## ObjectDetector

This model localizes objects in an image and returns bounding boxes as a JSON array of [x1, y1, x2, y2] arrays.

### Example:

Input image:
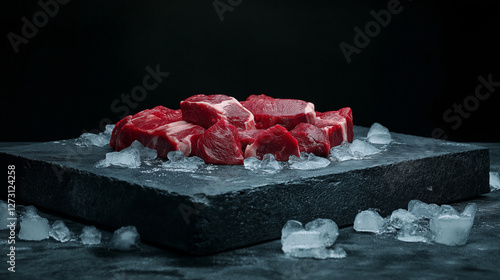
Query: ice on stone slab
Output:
[[396, 218, 431, 243], [408, 200, 440, 219], [349, 139, 380, 157], [18, 206, 50, 241], [244, 154, 283, 173], [0, 201, 10, 230], [367, 123, 392, 144], [329, 141, 357, 161], [353, 210, 385, 233], [289, 153, 330, 170], [95, 140, 156, 168], [80, 226, 102, 245], [75, 124, 115, 147], [49, 220, 72, 243], [162, 151, 205, 171], [490, 172, 500, 191], [110, 226, 140, 251], [281, 218, 344, 259], [429, 203, 477, 246], [389, 209, 418, 230]]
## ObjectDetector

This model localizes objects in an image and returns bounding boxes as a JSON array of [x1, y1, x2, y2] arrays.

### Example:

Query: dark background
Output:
[[1, 0, 499, 142]]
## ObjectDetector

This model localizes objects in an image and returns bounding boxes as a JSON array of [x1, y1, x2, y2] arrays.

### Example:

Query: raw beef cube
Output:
[[197, 120, 244, 165], [290, 123, 330, 157], [111, 106, 182, 151], [241, 94, 316, 130], [143, 121, 205, 158], [238, 129, 265, 152], [315, 107, 353, 147], [180, 94, 255, 130], [244, 125, 300, 161]]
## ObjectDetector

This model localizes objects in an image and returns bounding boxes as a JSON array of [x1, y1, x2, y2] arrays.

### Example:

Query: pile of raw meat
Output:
[[110, 94, 353, 165]]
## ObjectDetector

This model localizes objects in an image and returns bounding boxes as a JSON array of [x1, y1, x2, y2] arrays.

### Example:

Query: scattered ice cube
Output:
[[80, 226, 102, 245], [281, 218, 344, 259], [289, 153, 330, 170], [18, 207, 50, 241], [490, 172, 500, 191], [0, 201, 10, 230], [110, 226, 140, 251], [429, 203, 477, 246], [367, 123, 392, 144], [162, 151, 205, 171], [49, 220, 72, 243], [244, 154, 283, 173], [75, 125, 115, 147], [408, 200, 440, 219], [389, 209, 418, 230], [353, 210, 385, 233], [95, 141, 156, 168]]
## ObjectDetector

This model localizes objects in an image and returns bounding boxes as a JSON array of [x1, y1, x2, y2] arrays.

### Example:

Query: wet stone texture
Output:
[[0, 126, 490, 254]]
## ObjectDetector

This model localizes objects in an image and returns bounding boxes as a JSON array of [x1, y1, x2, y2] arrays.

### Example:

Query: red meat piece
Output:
[[180, 94, 255, 130], [110, 107, 204, 158], [238, 129, 265, 152], [197, 120, 244, 165], [315, 107, 354, 147], [241, 94, 316, 130], [290, 123, 330, 157], [244, 125, 300, 161]]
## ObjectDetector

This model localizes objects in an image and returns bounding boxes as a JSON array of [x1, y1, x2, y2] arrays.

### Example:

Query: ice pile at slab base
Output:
[[76, 124, 115, 147], [95, 140, 157, 168], [18, 206, 50, 241], [330, 140, 380, 162], [110, 226, 141, 251], [49, 220, 72, 242], [244, 154, 283, 173], [0, 201, 10, 230], [288, 152, 330, 170], [281, 218, 346, 259], [80, 226, 102, 245], [162, 151, 205, 171], [354, 200, 477, 246], [367, 122, 392, 145], [490, 172, 500, 191]]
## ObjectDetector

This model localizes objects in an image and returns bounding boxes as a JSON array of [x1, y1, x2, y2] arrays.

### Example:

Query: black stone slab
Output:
[[0, 127, 490, 254]]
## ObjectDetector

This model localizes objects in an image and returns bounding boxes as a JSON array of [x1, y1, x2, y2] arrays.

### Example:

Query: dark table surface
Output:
[[1, 142, 500, 280]]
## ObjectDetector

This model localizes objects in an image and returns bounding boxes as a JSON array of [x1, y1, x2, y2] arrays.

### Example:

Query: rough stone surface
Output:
[[0, 127, 490, 254]]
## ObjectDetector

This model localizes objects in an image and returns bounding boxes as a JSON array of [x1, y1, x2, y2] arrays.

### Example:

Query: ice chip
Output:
[[80, 226, 102, 245], [389, 209, 418, 230], [367, 123, 390, 138], [430, 204, 476, 246], [460, 203, 477, 219], [490, 172, 500, 191], [289, 153, 330, 170], [244, 154, 283, 173], [281, 218, 342, 259], [163, 151, 204, 171], [129, 141, 157, 160], [397, 219, 431, 243], [49, 220, 72, 243], [110, 226, 140, 251], [304, 218, 339, 247], [367, 133, 392, 145], [0, 201, 10, 230], [103, 124, 115, 137], [18, 209, 50, 241], [353, 210, 385, 233], [330, 141, 357, 161], [408, 200, 440, 219], [438, 204, 460, 217], [95, 148, 141, 168], [349, 140, 380, 157], [75, 125, 115, 147]]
